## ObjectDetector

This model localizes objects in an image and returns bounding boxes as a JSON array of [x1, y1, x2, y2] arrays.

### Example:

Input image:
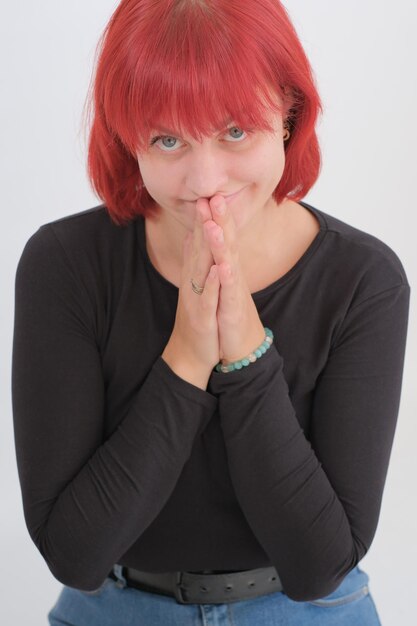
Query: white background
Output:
[[1, 1, 416, 624]]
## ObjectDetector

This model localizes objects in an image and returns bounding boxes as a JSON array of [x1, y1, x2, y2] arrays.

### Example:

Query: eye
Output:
[[224, 126, 248, 142], [149, 135, 182, 152], [149, 126, 249, 153]]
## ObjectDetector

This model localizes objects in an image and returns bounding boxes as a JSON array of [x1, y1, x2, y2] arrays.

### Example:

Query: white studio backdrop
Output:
[[1, 1, 416, 624]]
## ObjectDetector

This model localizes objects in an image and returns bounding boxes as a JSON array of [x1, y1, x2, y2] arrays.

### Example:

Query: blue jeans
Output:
[[48, 564, 382, 625]]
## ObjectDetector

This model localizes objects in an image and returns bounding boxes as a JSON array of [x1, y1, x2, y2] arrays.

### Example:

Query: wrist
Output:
[[162, 343, 211, 391], [215, 327, 274, 373], [220, 324, 266, 365]]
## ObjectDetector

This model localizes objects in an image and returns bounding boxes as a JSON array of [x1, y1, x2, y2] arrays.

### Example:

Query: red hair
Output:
[[83, 0, 323, 226]]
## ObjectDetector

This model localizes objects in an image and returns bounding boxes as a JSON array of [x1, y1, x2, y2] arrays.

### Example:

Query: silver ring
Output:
[[190, 278, 204, 295]]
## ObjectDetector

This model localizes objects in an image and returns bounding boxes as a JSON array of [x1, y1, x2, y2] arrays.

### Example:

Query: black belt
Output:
[[109, 564, 283, 604]]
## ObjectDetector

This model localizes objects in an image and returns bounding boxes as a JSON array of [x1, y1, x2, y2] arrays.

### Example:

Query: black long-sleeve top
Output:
[[11, 200, 410, 602]]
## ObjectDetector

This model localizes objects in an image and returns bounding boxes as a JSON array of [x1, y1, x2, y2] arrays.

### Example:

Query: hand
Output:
[[162, 198, 221, 375], [198, 195, 266, 364]]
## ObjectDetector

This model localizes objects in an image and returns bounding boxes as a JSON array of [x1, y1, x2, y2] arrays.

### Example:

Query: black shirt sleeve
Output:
[[11, 225, 218, 591], [208, 283, 410, 601]]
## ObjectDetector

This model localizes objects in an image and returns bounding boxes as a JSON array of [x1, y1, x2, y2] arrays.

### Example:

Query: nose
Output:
[[185, 143, 230, 200]]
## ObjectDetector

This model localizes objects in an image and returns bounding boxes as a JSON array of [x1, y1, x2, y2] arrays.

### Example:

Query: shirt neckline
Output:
[[137, 200, 328, 299]]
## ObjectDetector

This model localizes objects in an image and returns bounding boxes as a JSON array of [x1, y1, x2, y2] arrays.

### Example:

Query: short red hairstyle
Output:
[[83, 0, 323, 226]]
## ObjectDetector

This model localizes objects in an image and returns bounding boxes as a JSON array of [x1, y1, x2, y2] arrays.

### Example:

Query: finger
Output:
[[203, 194, 238, 270], [180, 232, 193, 289], [196, 197, 213, 223], [217, 260, 234, 285], [202, 220, 233, 271], [216, 259, 243, 315], [184, 198, 214, 288], [179, 223, 206, 294], [209, 194, 238, 255], [200, 263, 220, 313], [189, 198, 215, 283]]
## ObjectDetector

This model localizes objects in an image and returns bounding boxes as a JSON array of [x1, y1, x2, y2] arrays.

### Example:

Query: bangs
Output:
[[99, 1, 287, 156]]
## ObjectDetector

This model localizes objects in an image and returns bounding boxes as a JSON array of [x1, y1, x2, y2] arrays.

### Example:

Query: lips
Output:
[[183, 187, 246, 203], [224, 187, 245, 203]]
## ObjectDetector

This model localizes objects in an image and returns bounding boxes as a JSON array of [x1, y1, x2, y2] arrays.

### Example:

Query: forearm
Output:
[[15, 356, 217, 591], [209, 282, 409, 602], [208, 344, 378, 602]]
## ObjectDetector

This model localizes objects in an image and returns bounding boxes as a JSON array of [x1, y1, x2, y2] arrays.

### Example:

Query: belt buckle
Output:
[[174, 572, 187, 604], [174, 571, 191, 604]]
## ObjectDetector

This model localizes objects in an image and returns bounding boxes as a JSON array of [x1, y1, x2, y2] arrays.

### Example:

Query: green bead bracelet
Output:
[[214, 327, 274, 373]]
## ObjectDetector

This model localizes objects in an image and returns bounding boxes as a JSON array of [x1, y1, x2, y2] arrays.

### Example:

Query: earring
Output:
[[283, 123, 291, 141]]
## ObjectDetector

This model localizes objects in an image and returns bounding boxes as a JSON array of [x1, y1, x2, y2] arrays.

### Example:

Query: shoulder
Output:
[[15, 206, 143, 326], [36, 203, 133, 250], [18, 204, 138, 274], [301, 201, 410, 306], [15, 205, 142, 343]]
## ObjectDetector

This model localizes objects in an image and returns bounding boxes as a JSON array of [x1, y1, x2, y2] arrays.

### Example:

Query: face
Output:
[[136, 107, 287, 233]]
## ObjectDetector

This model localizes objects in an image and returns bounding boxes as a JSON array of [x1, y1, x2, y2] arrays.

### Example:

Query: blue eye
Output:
[[149, 135, 179, 151], [149, 126, 248, 152], [225, 127, 247, 141]]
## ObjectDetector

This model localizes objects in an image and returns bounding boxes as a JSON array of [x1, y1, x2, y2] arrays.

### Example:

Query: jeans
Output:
[[48, 564, 382, 625]]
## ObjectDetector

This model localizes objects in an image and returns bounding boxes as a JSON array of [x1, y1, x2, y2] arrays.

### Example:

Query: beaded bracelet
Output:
[[214, 327, 274, 373]]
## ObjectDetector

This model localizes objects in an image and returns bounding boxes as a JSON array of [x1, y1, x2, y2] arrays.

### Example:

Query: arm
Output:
[[11, 225, 217, 591], [208, 283, 410, 601]]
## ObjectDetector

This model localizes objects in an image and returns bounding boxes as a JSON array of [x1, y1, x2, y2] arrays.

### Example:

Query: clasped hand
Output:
[[197, 195, 265, 364]]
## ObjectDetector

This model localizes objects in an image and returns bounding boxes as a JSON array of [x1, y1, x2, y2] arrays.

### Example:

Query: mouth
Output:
[[224, 187, 246, 203], [183, 187, 246, 204]]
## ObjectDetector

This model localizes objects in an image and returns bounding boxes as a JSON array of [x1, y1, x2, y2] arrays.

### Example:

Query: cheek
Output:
[[249, 143, 286, 189], [270, 151, 286, 184], [138, 162, 170, 199], [138, 157, 162, 181]]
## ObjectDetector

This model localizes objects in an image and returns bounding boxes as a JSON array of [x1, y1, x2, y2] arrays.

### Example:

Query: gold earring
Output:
[[283, 124, 291, 141]]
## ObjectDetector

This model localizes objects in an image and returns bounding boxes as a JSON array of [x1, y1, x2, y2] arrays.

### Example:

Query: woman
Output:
[[12, 1, 410, 624]]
